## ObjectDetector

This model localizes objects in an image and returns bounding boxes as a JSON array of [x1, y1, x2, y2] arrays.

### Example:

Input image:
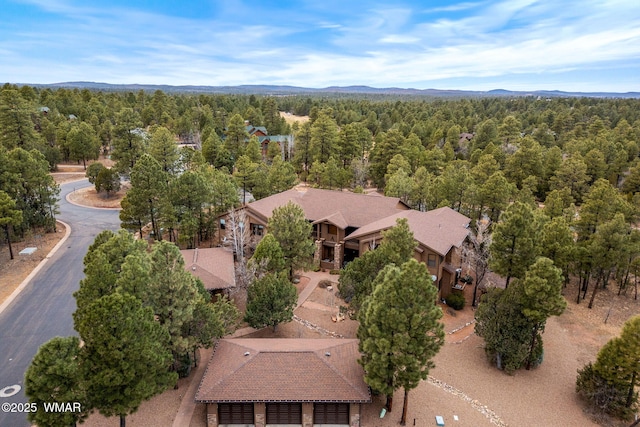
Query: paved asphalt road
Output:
[[0, 179, 121, 427]]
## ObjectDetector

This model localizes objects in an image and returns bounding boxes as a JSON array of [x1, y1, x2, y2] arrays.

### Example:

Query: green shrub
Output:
[[329, 269, 340, 275], [446, 291, 466, 310]]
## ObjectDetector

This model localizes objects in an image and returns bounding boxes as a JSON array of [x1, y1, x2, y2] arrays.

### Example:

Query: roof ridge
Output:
[[197, 341, 258, 396], [315, 342, 371, 401]]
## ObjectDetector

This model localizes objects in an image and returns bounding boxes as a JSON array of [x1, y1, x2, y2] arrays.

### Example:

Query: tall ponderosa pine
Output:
[[147, 241, 202, 371], [0, 190, 22, 259], [149, 126, 180, 175], [77, 293, 177, 427], [67, 121, 100, 169], [338, 218, 416, 312], [267, 201, 314, 280], [112, 107, 145, 174], [0, 89, 40, 150], [476, 257, 565, 372], [119, 153, 169, 240], [25, 336, 87, 427], [358, 259, 444, 424], [489, 201, 540, 288], [577, 316, 640, 419], [517, 257, 566, 369]]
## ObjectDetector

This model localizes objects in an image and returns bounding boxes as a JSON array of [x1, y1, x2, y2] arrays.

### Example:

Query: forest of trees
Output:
[[3, 83, 640, 423]]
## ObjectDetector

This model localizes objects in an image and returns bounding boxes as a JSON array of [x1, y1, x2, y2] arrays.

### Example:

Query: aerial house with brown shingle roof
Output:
[[241, 187, 410, 271], [196, 338, 371, 427], [180, 247, 236, 294], [343, 207, 470, 299]]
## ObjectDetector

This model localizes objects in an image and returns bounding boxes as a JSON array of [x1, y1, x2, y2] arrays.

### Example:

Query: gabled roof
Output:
[[312, 211, 348, 230], [195, 339, 371, 403], [245, 188, 409, 229], [344, 207, 470, 256], [246, 125, 268, 136], [180, 247, 235, 290]]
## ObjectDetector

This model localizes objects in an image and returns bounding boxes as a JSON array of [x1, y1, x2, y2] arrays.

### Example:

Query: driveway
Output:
[[0, 179, 121, 427]]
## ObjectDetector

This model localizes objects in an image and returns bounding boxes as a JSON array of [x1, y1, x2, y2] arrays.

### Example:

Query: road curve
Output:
[[0, 179, 121, 427]]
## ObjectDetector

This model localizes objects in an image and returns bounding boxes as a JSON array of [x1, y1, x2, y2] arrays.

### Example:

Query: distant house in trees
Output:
[[245, 121, 293, 159], [195, 338, 370, 427], [180, 247, 235, 293], [234, 188, 470, 297], [458, 132, 474, 146]]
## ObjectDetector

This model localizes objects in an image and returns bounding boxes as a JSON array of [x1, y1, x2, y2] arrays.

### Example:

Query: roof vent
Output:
[[325, 352, 331, 357], [244, 351, 250, 356]]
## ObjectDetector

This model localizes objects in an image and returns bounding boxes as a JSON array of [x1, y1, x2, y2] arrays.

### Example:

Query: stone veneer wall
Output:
[[302, 402, 313, 427], [333, 243, 342, 270], [206, 403, 218, 427], [314, 239, 324, 266], [254, 402, 265, 427], [350, 403, 361, 427]]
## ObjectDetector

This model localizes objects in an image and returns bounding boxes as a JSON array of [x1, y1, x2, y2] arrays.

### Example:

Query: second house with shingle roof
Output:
[[236, 187, 470, 299]]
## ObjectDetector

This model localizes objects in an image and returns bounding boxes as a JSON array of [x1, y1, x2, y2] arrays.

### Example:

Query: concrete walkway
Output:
[[172, 270, 335, 426]]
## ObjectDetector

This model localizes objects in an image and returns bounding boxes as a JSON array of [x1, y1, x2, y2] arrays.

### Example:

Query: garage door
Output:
[[218, 402, 254, 425], [266, 402, 302, 424], [313, 403, 349, 425]]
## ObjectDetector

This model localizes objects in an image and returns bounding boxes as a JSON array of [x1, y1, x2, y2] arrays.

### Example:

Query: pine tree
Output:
[[149, 126, 180, 175], [77, 293, 177, 427], [112, 107, 145, 174], [338, 218, 416, 312], [0, 190, 22, 259], [147, 241, 202, 372], [358, 259, 444, 423], [250, 232, 286, 276], [0, 89, 41, 150], [67, 122, 99, 170], [489, 201, 540, 288], [267, 201, 314, 280], [475, 286, 534, 372], [577, 316, 640, 419], [120, 153, 169, 239], [244, 272, 298, 331], [25, 336, 87, 427], [517, 257, 566, 369]]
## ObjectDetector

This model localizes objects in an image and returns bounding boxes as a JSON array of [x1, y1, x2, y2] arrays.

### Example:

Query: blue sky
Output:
[[1, 0, 639, 92]]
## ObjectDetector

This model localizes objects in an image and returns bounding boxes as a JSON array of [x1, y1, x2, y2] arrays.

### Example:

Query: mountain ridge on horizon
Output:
[[16, 81, 640, 98]]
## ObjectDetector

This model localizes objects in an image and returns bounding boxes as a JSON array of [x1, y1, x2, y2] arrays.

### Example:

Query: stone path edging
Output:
[[427, 376, 508, 426]]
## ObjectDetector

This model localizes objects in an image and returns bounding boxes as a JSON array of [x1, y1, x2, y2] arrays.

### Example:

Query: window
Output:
[[427, 254, 437, 268], [219, 219, 226, 230], [327, 224, 338, 235], [251, 223, 264, 236]]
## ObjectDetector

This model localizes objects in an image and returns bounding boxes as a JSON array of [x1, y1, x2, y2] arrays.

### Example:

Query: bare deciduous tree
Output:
[[462, 219, 492, 307]]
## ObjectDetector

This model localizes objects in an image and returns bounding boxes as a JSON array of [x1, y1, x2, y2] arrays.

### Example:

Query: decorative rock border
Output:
[[427, 376, 508, 426], [292, 315, 344, 338]]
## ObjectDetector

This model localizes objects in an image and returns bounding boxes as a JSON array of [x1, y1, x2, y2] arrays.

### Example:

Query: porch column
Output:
[[314, 238, 324, 267], [334, 242, 343, 270]]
